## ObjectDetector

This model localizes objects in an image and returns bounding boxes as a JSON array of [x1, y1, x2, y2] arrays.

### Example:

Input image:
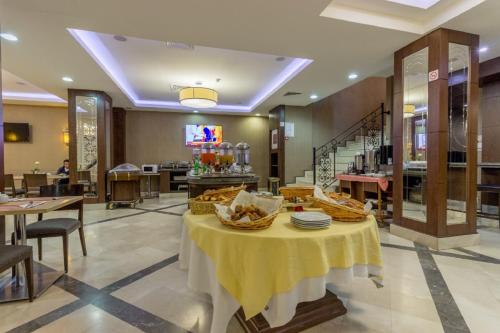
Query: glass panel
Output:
[[402, 47, 428, 223], [447, 43, 469, 225], [76, 96, 98, 197]]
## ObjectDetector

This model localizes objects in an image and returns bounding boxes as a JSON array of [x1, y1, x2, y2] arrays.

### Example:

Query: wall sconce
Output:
[[63, 128, 70, 146]]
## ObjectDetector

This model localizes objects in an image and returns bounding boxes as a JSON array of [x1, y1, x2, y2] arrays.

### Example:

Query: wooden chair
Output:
[[4, 174, 26, 197], [0, 245, 34, 301], [23, 174, 48, 197], [13, 184, 87, 273]]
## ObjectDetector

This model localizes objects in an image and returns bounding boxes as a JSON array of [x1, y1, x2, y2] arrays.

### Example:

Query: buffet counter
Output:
[[187, 173, 259, 198]]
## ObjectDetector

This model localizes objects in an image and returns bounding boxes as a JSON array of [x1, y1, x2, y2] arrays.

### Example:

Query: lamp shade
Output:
[[179, 87, 218, 108], [63, 129, 70, 145], [403, 104, 416, 118]]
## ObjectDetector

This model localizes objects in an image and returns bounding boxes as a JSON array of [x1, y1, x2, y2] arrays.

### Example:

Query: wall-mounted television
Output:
[[185, 124, 223, 147], [4, 122, 31, 143]]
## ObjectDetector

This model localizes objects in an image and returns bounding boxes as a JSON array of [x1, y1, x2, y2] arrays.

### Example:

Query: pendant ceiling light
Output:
[[179, 87, 218, 108], [403, 104, 416, 118]]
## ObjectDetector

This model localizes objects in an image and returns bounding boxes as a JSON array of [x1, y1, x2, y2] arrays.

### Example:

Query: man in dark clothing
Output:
[[56, 159, 70, 184]]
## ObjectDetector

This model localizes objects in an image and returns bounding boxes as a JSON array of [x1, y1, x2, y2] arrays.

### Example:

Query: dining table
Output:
[[179, 211, 383, 333], [0, 196, 83, 303]]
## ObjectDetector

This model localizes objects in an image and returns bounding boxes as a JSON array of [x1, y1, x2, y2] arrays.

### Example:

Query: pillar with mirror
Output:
[[391, 28, 479, 249], [68, 89, 112, 203]]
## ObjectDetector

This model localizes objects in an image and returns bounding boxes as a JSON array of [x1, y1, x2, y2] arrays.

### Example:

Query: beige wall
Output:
[[284, 106, 312, 184], [126, 110, 269, 187], [3, 104, 68, 175]]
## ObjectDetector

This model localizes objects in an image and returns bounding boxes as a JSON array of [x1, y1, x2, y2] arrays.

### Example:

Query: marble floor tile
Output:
[[0, 286, 78, 332], [32, 304, 143, 333]]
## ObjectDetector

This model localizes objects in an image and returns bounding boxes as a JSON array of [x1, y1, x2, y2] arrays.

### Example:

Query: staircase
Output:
[[291, 103, 388, 189], [293, 134, 378, 186]]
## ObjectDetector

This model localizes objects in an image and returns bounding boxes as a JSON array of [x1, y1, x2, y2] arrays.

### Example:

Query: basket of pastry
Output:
[[214, 191, 283, 230], [203, 184, 247, 201], [189, 193, 231, 215], [279, 186, 314, 201], [311, 186, 369, 222]]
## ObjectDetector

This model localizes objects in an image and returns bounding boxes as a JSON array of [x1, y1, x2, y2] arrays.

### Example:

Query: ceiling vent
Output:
[[284, 91, 302, 96], [165, 41, 195, 51]]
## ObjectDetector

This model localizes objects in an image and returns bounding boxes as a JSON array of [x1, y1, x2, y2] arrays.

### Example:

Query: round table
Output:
[[179, 211, 383, 333]]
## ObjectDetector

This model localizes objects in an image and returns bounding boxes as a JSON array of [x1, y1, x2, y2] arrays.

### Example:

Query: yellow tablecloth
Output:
[[183, 212, 383, 319]]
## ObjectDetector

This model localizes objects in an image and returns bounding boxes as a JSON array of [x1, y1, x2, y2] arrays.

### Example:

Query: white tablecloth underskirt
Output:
[[179, 225, 382, 333]]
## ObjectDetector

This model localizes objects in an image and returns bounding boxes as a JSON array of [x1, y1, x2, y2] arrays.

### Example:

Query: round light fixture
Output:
[[113, 35, 127, 42], [479, 46, 489, 53], [403, 104, 416, 118], [348, 73, 359, 80], [179, 87, 218, 108], [62, 76, 74, 82], [310, 94, 318, 100], [275, 56, 286, 62], [193, 110, 199, 113], [0, 33, 18, 41]]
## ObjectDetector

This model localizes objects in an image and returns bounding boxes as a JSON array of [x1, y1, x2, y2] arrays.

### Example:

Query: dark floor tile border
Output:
[[6, 299, 87, 333], [101, 254, 179, 294], [85, 211, 149, 226], [454, 248, 500, 264], [415, 243, 471, 333], [6, 256, 185, 333]]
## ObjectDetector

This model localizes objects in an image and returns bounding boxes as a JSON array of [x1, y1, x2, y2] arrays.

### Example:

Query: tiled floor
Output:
[[1, 194, 500, 333]]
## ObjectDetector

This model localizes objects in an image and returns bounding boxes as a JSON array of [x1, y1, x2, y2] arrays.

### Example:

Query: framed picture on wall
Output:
[[271, 129, 278, 150]]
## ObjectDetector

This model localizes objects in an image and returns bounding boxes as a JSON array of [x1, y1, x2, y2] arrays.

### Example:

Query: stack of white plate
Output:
[[291, 212, 332, 229]]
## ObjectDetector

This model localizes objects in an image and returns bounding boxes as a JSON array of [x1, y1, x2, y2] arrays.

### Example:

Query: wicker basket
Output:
[[215, 210, 280, 230], [203, 185, 247, 201], [312, 197, 368, 222], [189, 198, 230, 215], [327, 192, 365, 210], [279, 186, 314, 200]]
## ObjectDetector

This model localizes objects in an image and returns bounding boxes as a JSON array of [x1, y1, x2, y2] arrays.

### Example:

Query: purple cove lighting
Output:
[[67, 28, 313, 113], [2, 91, 66, 103]]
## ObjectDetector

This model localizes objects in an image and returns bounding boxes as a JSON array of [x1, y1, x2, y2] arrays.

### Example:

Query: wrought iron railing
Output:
[[313, 103, 388, 188]]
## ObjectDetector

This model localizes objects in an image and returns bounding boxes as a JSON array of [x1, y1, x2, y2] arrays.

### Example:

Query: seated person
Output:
[[56, 159, 70, 184]]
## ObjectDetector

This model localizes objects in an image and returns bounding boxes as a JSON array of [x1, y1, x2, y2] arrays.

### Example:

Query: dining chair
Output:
[[4, 174, 26, 197], [23, 174, 48, 197], [0, 244, 34, 301], [13, 184, 87, 273], [77, 170, 93, 193]]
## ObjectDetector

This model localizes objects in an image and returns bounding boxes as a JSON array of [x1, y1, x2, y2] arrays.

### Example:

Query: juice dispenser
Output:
[[219, 142, 234, 166], [201, 142, 216, 166]]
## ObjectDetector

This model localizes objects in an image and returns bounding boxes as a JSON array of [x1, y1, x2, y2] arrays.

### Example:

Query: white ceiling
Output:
[[1, 69, 66, 105], [68, 28, 311, 112], [1, 0, 500, 115]]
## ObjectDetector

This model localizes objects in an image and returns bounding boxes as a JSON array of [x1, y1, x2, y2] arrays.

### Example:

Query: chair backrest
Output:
[[23, 174, 48, 188], [39, 184, 84, 197], [77, 170, 91, 182], [4, 174, 15, 189]]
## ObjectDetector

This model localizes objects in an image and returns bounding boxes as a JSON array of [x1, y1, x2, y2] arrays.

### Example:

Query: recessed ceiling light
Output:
[[195, 81, 203, 86], [0, 33, 18, 41], [275, 56, 286, 62], [193, 110, 199, 113], [348, 73, 359, 80], [310, 94, 318, 100], [62, 76, 74, 82], [16, 81, 26, 86], [479, 46, 489, 53], [113, 35, 127, 42], [256, 113, 261, 116]]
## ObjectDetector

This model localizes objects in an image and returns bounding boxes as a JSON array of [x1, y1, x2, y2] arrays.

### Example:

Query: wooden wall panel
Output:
[[0, 41, 4, 244], [112, 107, 126, 167]]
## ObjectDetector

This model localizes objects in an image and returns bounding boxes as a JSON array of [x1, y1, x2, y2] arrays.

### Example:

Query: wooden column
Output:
[[68, 89, 112, 203], [268, 105, 285, 185], [0, 40, 5, 244], [111, 107, 126, 167], [392, 28, 479, 245]]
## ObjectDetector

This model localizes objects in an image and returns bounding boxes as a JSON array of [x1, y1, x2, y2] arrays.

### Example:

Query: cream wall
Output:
[[3, 104, 68, 175], [126, 110, 269, 187], [284, 106, 312, 184]]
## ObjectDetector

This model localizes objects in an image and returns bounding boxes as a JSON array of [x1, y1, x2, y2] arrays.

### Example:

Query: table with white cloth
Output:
[[179, 211, 383, 333]]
